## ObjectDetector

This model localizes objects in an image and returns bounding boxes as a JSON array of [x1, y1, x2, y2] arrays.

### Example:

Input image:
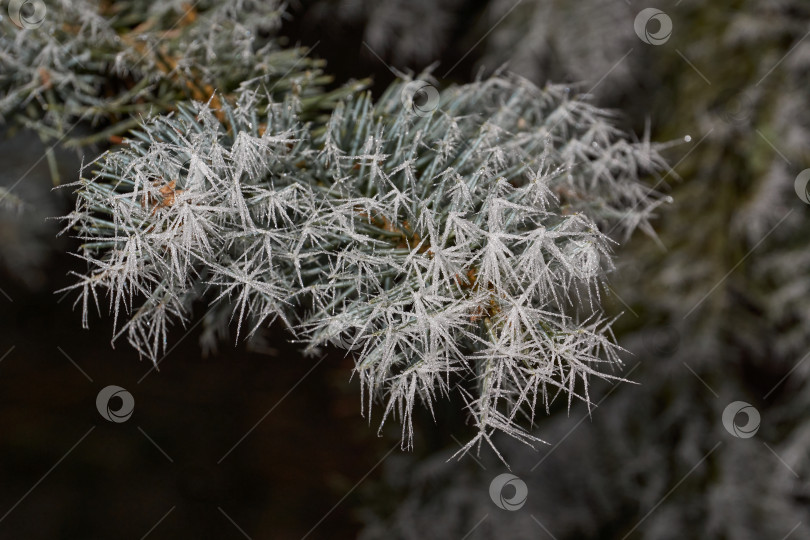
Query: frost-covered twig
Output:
[[62, 73, 666, 455]]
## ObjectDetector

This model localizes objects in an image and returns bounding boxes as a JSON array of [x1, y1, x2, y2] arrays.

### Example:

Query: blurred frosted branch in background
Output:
[[0, 0, 363, 148]]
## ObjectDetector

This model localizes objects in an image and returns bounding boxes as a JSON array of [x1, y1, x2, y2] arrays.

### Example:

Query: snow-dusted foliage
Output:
[[0, 0, 359, 288], [62, 74, 666, 452], [353, 0, 810, 537], [0, 0, 346, 146]]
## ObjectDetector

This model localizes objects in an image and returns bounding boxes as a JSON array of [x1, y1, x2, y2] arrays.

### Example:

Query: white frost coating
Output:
[[61, 75, 667, 458]]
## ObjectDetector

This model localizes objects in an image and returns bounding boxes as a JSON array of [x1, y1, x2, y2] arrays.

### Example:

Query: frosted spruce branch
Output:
[[61, 74, 667, 455], [0, 0, 361, 283]]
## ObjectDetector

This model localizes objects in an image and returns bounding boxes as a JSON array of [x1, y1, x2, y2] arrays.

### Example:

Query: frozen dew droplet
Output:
[[684, 135, 692, 143]]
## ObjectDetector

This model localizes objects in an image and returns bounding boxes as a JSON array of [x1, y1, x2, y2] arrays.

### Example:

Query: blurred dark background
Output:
[[2, 0, 810, 538]]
